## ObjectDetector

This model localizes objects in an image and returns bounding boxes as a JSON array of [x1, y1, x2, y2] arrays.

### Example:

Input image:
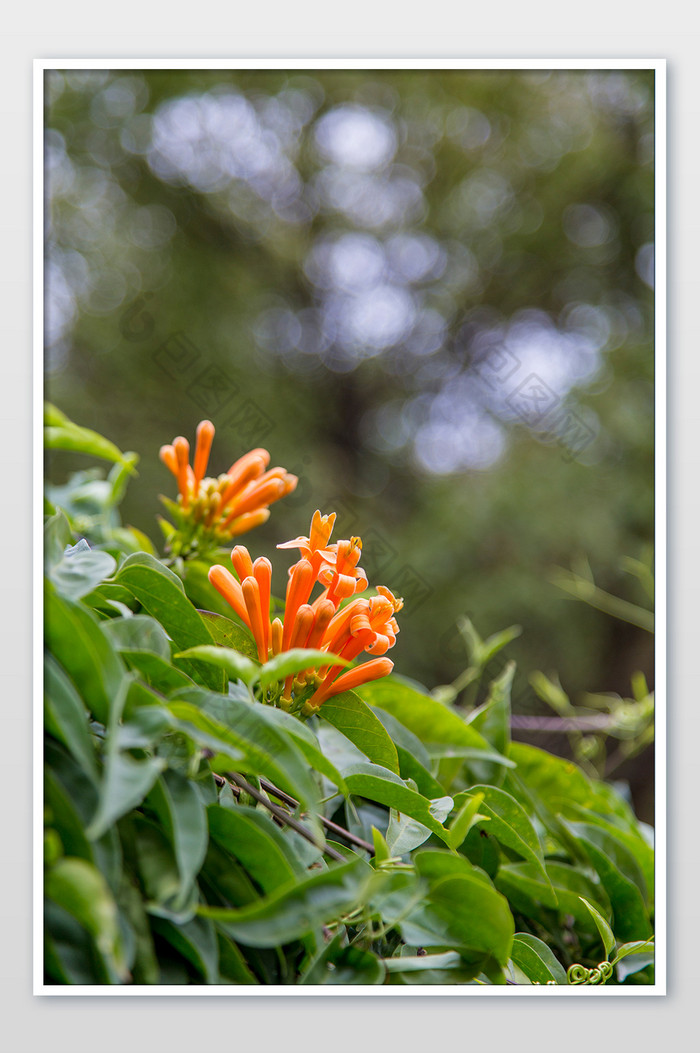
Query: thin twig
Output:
[[258, 777, 375, 855], [224, 771, 346, 863], [510, 715, 614, 732]]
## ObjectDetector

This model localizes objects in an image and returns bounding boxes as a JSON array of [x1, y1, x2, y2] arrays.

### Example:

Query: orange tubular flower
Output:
[[318, 537, 368, 606], [309, 657, 394, 709], [159, 421, 297, 552], [208, 510, 402, 712]]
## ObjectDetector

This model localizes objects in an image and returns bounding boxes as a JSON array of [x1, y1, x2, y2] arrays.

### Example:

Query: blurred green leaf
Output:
[[45, 857, 127, 983], [45, 585, 126, 725], [200, 856, 377, 947]]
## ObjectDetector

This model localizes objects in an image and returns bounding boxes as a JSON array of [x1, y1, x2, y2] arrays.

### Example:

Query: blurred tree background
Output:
[[44, 67, 655, 811]]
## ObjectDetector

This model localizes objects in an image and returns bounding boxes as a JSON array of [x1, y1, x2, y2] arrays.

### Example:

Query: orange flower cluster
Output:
[[159, 420, 297, 545], [208, 510, 403, 711]]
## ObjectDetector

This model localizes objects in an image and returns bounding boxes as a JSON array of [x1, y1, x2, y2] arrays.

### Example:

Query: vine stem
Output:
[[222, 771, 346, 863], [258, 777, 375, 855]]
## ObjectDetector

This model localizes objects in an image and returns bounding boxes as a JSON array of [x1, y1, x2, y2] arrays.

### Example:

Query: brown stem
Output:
[[258, 777, 374, 854], [224, 771, 346, 863]]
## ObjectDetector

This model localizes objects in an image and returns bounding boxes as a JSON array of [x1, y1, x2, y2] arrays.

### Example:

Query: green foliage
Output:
[[43, 416, 655, 987]]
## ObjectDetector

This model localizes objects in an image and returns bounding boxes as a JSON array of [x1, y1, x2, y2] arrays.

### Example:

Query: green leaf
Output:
[[198, 610, 258, 659], [175, 644, 260, 687], [216, 932, 259, 984], [121, 651, 196, 694], [44, 654, 99, 780], [510, 933, 568, 985], [150, 914, 219, 984], [342, 763, 452, 844], [45, 420, 134, 466], [579, 896, 616, 960], [458, 785, 551, 890], [413, 849, 515, 967], [45, 857, 127, 982], [48, 542, 117, 601], [468, 661, 513, 756], [44, 509, 72, 568], [101, 615, 172, 661], [320, 691, 400, 775], [304, 940, 385, 985], [371, 825, 391, 864], [168, 689, 319, 811], [207, 805, 301, 893], [199, 856, 377, 947], [145, 770, 209, 906], [562, 801, 655, 902], [612, 936, 655, 966], [385, 950, 482, 985], [114, 553, 224, 692], [45, 586, 126, 725], [495, 861, 608, 920], [508, 742, 598, 809], [386, 795, 454, 856], [565, 822, 652, 942], [446, 792, 486, 850], [87, 750, 166, 841], [362, 675, 508, 762], [249, 705, 348, 793], [258, 648, 353, 693], [370, 711, 431, 770]]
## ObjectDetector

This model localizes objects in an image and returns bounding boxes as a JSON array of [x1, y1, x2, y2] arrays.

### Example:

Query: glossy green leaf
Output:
[[386, 795, 454, 856], [320, 690, 400, 774], [612, 936, 655, 966], [310, 943, 385, 985], [562, 801, 655, 902], [45, 586, 126, 725], [259, 649, 352, 693], [510, 933, 568, 985], [342, 763, 452, 843], [249, 705, 348, 793], [579, 896, 616, 960], [207, 804, 301, 893], [565, 822, 652, 942], [508, 742, 598, 809], [45, 414, 134, 467], [121, 651, 196, 693], [198, 609, 259, 659], [446, 791, 486, 850], [175, 644, 259, 687], [87, 750, 166, 841], [385, 950, 482, 985], [413, 849, 515, 967], [114, 553, 223, 692], [459, 784, 550, 888], [168, 689, 319, 810]]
